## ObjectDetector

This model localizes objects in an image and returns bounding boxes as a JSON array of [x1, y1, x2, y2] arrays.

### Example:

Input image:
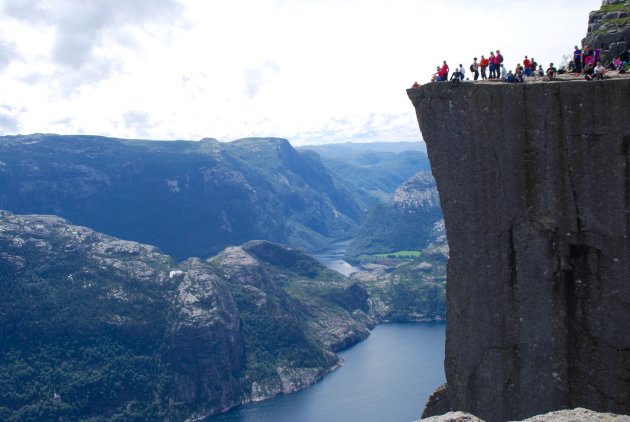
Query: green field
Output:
[[358, 250, 421, 261]]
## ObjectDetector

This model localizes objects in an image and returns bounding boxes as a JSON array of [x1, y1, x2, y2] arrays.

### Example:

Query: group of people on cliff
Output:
[[414, 44, 629, 88], [571, 44, 629, 80], [427, 50, 551, 85], [429, 51, 507, 83]]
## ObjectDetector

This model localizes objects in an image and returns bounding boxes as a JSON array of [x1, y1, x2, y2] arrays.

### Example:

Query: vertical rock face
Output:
[[408, 79, 630, 421]]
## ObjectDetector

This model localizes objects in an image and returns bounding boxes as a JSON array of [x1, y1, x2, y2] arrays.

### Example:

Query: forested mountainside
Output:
[[345, 171, 443, 258], [0, 210, 380, 421], [0, 134, 361, 260]]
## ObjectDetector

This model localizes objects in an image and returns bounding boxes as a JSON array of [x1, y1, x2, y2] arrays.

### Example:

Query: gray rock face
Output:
[[408, 80, 630, 421], [582, 0, 630, 57], [423, 408, 630, 422]]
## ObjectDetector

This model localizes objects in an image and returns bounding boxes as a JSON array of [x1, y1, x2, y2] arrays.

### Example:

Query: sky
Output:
[[0, 0, 602, 146]]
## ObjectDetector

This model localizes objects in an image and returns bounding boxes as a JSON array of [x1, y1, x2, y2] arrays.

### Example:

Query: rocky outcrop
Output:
[[422, 408, 630, 422], [582, 0, 630, 58], [408, 79, 630, 421]]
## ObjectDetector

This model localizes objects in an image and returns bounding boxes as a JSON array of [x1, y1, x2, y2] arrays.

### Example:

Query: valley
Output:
[[0, 136, 446, 421]]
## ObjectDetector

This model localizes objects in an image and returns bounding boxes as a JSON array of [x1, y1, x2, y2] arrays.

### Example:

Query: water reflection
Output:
[[312, 239, 361, 276]]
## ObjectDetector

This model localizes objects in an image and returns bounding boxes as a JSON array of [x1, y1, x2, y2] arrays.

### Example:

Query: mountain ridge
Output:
[[0, 134, 362, 260]]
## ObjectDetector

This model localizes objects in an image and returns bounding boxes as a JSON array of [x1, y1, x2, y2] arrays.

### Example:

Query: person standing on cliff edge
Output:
[[573, 45, 582, 74], [471, 58, 479, 81], [441, 61, 450, 82], [479, 55, 489, 80]]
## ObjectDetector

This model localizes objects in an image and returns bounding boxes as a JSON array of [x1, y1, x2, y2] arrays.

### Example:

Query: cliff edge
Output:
[[408, 79, 630, 421]]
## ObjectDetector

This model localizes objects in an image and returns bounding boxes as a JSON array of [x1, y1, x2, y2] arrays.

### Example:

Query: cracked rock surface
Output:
[[408, 79, 630, 421]]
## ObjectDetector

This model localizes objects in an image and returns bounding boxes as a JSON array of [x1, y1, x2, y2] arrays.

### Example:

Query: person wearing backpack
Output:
[[470, 58, 479, 81]]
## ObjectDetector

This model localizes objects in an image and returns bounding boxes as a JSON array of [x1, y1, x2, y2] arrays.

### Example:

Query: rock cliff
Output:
[[583, 0, 630, 58], [408, 79, 630, 421]]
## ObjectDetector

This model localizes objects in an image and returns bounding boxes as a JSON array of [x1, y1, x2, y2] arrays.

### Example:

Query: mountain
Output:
[[0, 210, 379, 421], [299, 141, 430, 205], [0, 134, 362, 260], [344, 171, 443, 259]]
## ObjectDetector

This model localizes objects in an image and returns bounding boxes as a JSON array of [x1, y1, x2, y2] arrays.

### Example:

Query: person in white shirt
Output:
[[594, 61, 607, 79], [500, 64, 507, 80], [470, 58, 479, 80], [458, 64, 466, 80]]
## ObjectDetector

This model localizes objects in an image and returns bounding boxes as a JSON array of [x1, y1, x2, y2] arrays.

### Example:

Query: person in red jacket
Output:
[[523, 55, 531, 76], [479, 55, 489, 80], [488, 51, 496, 78], [495, 50, 504, 77], [441, 61, 450, 82]]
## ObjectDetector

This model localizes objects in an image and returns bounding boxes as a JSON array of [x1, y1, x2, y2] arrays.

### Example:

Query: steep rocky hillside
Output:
[[0, 210, 378, 421], [352, 231, 447, 322], [0, 135, 361, 260], [345, 171, 443, 258], [583, 0, 630, 57]]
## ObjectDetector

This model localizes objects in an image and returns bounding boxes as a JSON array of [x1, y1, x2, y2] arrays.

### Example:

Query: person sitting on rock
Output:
[[431, 67, 443, 82], [546, 63, 557, 80], [450, 67, 462, 85], [505, 70, 515, 83], [537, 65, 544, 77], [607, 57, 622, 70], [412, 81, 421, 88], [584, 62, 595, 80], [594, 61, 607, 80], [530, 57, 538, 75], [514, 64, 524, 82]]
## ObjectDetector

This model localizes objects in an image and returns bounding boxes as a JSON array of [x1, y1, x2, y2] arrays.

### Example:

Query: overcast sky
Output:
[[0, 0, 601, 145]]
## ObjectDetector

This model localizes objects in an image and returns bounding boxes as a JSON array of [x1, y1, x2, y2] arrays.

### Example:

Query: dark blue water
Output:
[[206, 322, 445, 422]]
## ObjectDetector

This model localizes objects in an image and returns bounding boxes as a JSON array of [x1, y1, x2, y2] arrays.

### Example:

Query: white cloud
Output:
[[0, 0, 603, 143]]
